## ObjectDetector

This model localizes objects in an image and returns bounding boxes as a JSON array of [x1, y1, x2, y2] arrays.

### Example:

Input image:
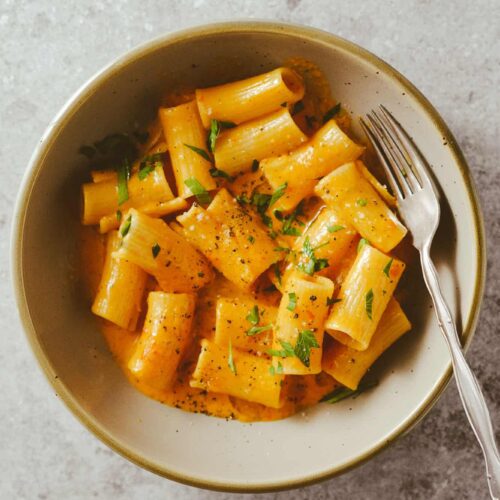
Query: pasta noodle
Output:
[[322, 298, 411, 389], [196, 67, 305, 127], [128, 292, 196, 390], [325, 244, 405, 350]]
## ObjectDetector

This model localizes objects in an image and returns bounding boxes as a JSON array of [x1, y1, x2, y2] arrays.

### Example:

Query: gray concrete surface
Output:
[[1, 1, 499, 499]]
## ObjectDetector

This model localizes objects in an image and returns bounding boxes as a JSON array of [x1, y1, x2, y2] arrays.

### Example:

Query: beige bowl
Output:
[[11, 22, 485, 492]]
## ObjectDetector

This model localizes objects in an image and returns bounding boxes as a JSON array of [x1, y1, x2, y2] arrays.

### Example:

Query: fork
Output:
[[360, 106, 500, 500]]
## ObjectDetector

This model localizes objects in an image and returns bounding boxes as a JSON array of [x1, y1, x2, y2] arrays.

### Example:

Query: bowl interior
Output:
[[14, 24, 483, 491]]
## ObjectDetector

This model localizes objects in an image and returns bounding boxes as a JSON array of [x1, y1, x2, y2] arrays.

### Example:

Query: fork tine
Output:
[[379, 105, 435, 193], [359, 118, 403, 200], [367, 114, 412, 198], [370, 111, 421, 193]]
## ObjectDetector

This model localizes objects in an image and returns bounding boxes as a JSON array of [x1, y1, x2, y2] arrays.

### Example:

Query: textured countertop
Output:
[[1, 1, 499, 499]]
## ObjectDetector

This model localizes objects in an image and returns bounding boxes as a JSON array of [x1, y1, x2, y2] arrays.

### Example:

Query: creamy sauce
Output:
[[79, 226, 338, 421]]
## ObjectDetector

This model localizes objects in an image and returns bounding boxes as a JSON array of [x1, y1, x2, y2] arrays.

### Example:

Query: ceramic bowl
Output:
[[11, 22, 485, 492]]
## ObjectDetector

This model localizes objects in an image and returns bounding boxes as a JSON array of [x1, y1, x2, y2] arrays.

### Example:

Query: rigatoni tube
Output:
[[114, 208, 214, 292], [128, 292, 196, 390], [92, 231, 147, 330], [325, 244, 405, 351], [195, 67, 305, 127]]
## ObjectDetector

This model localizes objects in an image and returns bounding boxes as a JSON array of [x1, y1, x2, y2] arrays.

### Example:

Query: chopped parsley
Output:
[[287, 292, 297, 311], [326, 297, 342, 306], [294, 329, 319, 367], [383, 258, 393, 277], [357, 238, 370, 252], [328, 225, 345, 233], [269, 182, 287, 207], [138, 153, 164, 180], [274, 246, 290, 253], [228, 339, 237, 375], [209, 167, 234, 182], [277, 200, 305, 236], [184, 178, 211, 204], [365, 289, 374, 320], [267, 340, 295, 358], [183, 143, 211, 162], [246, 305, 259, 326], [356, 198, 368, 207], [273, 263, 282, 286], [269, 361, 284, 375], [320, 379, 378, 404], [120, 215, 132, 237], [322, 103, 341, 124], [116, 210, 122, 222], [207, 119, 236, 153], [247, 235, 255, 244], [298, 236, 329, 275], [247, 324, 273, 336], [117, 158, 130, 205], [152, 243, 161, 258]]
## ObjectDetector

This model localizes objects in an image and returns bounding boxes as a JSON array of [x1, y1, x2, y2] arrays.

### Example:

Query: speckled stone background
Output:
[[1, 1, 499, 499]]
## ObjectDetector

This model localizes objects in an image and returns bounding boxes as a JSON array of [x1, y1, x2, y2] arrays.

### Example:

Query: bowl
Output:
[[11, 21, 485, 492]]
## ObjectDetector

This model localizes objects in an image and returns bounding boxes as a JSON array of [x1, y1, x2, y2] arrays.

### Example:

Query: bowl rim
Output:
[[11, 20, 486, 493]]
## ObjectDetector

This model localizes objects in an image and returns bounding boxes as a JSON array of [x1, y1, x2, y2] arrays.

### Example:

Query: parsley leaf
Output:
[[326, 297, 342, 306], [328, 225, 345, 233], [365, 289, 374, 320], [269, 361, 284, 375], [207, 119, 220, 153], [246, 305, 259, 325], [116, 210, 122, 222], [117, 158, 130, 205], [287, 292, 297, 311], [294, 329, 319, 367], [120, 215, 132, 237], [356, 198, 368, 207], [357, 238, 370, 252], [247, 324, 273, 336], [273, 263, 282, 286], [247, 235, 255, 244], [209, 167, 234, 182], [228, 339, 237, 375], [269, 182, 288, 207], [279, 201, 305, 236], [322, 103, 341, 124], [383, 258, 393, 277], [298, 236, 329, 275], [184, 178, 212, 204], [152, 243, 161, 258], [320, 379, 378, 404], [184, 143, 211, 162], [267, 341, 295, 358]]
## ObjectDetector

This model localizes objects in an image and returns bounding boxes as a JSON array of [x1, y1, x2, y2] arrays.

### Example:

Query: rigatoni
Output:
[[214, 108, 308, 175], [315, 161, 407, 252], [176, 189, 277, 289], [128, 292, 196, 390], [190, 339, 284, 408], [91, 231, 147, 330], [214, 297, 277, 355], [262, 120, 365, 211], [271, 273, 334, 375], [159, 100, 216, 199], [195, 67, 305, 127], [82, 163, 174, 228], [322, 298, 411, 389], [325, 244, 405, 350], [114, 209, 214, 292]]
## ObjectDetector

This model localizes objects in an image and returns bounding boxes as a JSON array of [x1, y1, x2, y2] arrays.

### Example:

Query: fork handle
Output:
[[421, 245, 500, 499]]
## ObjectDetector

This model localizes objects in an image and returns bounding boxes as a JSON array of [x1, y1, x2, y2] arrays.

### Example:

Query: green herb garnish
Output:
[[321, 379, 378, 404], [246, 305, 259, 325], [116, 210, 122, 222], [269, 182, 288, 207], [228, 339, 237, 375], [356, 198, 368, 207], [383, 258, 393, 277], [269, 361, 284, 375], [208, 119, 220, 153], [326, 297, 342, 306], [247, 324, 273, 336], [209, 167, 234, 182], [184, 143, 211, 162], [328, 225, 345, 233], [152, 243, 161, 258], [294, 329, 319, 367], [267, 340, 295, 358], [357, 238, 370, 252], [322, 103, 341, 124], [247, 235, 255, 244], [120, 215, 132, 237], [287, 292, 297, 311], [365, 289, 374, 320], [298, 236, 329, 276], [184, 178, 212, 204]]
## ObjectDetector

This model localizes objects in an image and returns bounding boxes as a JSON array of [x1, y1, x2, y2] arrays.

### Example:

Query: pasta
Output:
[[128, 292, 196, 390], [315, 161, 407, 252], [159, 100, 217, 199], [79, 61, 413, 422], [196, 67, 305, 127], [324, 244, 405, 350], [261, 120, 365, 211], [322, 299, 411, 389], [91, 231, 147, 330], [214, 108, 308, 175]]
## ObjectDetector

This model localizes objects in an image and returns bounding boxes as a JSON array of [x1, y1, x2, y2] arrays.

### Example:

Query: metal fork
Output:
[[360, 106, 500, 500]]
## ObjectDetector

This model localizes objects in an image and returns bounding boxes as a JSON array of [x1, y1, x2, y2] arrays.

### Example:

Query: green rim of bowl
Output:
[[11, 21, 486, 493]]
